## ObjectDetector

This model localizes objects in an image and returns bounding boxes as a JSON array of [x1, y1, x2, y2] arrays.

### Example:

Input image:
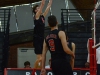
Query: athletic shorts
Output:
[[33, 36, 44, 54], [51, 59, 73, 75]]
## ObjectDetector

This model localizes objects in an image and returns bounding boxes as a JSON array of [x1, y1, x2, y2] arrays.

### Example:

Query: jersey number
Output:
[[48, 39, 55, 51]]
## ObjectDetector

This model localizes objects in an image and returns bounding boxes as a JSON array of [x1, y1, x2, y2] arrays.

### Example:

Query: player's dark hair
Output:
[[32, 5, 39, 14], [48, 15, 57, 27], [24, 61, 30, 66]]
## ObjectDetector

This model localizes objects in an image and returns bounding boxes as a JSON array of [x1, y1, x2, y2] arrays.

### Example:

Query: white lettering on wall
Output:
[[85, 72, 90, 75], [73, 72, 77, 75], [47, 72, 53, 75], [26, 72, 30, 75]]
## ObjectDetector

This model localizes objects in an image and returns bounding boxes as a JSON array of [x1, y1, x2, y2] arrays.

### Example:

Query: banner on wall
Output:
[[4, 68, 90, 75]]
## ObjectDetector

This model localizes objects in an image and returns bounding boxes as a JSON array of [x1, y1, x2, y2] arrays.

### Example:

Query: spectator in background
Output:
[[45, 59, 51, 68], [24, 61, 31, 68]]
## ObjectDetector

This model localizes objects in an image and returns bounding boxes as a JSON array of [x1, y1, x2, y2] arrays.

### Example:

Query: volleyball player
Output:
[[41, 15, 75, 75], [32, 0, 52, 68], [66, 36, 75, 69]]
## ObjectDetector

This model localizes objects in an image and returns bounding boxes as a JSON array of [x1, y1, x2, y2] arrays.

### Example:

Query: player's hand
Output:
[[85, 62, 89, 68], [41, 68, 46, 75], [48, 0, 52, 6], [71, 53, 75, 59]]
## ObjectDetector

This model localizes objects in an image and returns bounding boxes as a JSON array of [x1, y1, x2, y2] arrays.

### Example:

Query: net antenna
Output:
[[92, 1, 100, 48]]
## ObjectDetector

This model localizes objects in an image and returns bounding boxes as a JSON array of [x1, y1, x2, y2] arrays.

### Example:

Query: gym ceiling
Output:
[[0, 0, 41, 7], [0, 0, 98, 20]]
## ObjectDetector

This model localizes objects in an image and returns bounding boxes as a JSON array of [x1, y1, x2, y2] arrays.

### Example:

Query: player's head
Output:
[[48, 15, 58, 27], [32, 5, 40, 14], [24, 61, 31, 68]]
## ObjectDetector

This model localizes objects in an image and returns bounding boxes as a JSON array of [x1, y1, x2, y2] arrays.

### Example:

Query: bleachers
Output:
[[0, 9, 10, 75], [68, 32, 90, 67], [61, 9, 100, 68]]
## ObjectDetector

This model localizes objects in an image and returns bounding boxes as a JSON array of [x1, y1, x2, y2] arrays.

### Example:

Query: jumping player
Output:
[[32, 0, 52, 68]]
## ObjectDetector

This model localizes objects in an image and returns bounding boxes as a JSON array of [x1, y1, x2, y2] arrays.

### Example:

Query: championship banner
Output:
[[4, 68, 90, 75]]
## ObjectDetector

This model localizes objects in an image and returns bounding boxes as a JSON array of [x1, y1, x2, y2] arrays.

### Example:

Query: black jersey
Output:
[[45, 29, 66, 61], [33, 15, 45, 37]]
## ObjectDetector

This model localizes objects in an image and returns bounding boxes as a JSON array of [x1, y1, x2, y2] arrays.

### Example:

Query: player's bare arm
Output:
[[41, 40, 48, 69], [70, 42, 75, 69], [35, 0, 45, 19], [59, 31, 75, 58], [41, 40, 48, 75], [43, 0, 52, 17]]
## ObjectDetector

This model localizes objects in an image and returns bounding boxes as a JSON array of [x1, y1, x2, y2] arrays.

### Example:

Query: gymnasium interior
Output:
[[0, 0, 100, 75]]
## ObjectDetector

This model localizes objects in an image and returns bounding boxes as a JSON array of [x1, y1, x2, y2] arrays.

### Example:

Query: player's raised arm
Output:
[[35, 0, 45, 19], [43, 0, 52, 17]]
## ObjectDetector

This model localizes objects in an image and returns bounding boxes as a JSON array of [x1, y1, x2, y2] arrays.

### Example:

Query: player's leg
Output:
[[62, 60, 73, 75], [34, 54, 42, 68], [33, 37, 44, 68], [51, 59, 73, 75]]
